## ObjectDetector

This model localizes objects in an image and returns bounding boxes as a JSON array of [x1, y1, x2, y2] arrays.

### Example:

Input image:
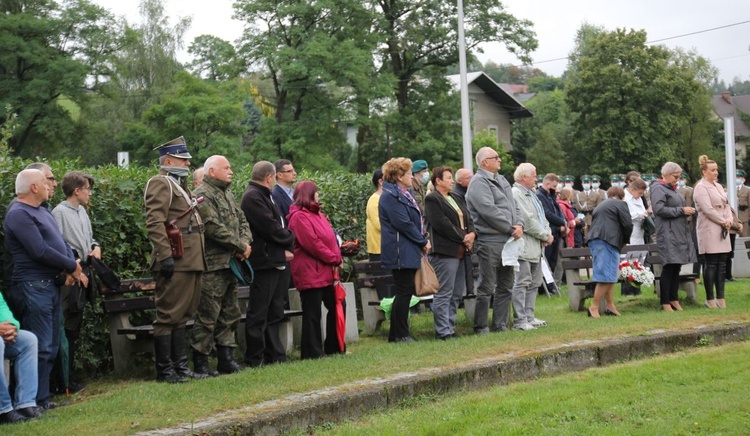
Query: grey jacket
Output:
[[650, 180, 697, 264], [51, 200, 98, 261], [466, 169, 524, 243], [512, 183, 552, 262]]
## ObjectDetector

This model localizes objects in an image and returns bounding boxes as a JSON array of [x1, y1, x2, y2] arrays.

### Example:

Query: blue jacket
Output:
[[537, 187, 566, 236], [378, 182, 427, 269]]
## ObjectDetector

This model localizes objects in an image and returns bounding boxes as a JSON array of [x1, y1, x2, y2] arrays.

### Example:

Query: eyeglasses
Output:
[[79, 186, 92, 192], [278, 169, 296, 173], [485, 156, 501, 161], [46, 177, 56, 182]]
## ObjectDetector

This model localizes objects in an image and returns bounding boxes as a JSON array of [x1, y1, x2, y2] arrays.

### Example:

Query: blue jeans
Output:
[[0, 330, 39, 413], [9, 280, 61, 406]]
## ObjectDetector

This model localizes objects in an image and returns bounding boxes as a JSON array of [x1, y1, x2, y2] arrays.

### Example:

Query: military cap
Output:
[[154, 136, 191, 159], [581, 175, 592, 182], [642, 174, 654, 181], [564, 175, 575, 182], [737, 170, 747, 178], [536, 174, 544, 182], [591, 175, 601, 182], [609, 174, 622, 182], [681, 172, 690, 180], [412, 159, 428, 173]]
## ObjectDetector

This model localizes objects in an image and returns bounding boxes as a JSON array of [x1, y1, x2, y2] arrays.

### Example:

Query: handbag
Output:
[[643, 215, 656, 237], [414, 255, 439, 296]]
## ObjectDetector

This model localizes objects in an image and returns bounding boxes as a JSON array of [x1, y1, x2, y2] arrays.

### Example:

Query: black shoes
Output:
[[192, 352, 219, 378], [389, 336, 416, 343], [16, 406, 42, 418], [216, 346, 244, 374], [0, 410, 29, 424]]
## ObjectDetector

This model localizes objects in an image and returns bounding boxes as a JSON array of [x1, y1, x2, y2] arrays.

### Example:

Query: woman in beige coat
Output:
[[694, 155, 742, 309]]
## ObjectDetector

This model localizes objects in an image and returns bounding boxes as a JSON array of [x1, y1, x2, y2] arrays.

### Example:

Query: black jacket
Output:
[[424, 191, 475, 258], [241, 181, 295, 270], [271, 184, 294, 221], [537, 187, 566, 235], [586, 198, 633, 249]]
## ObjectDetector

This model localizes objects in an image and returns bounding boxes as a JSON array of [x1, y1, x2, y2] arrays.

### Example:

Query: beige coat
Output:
[[694, 179, 733, 254]]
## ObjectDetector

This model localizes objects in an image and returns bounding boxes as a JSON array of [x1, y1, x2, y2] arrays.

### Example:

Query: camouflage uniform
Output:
[[191, 175, 252, 355]]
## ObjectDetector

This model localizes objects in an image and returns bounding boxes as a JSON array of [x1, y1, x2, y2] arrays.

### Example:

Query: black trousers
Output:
[[703, 253, 729, 300], [389, 268, 416, 341], [659, 264, 682, 305], [244, 267, 290, 366], [299, 285, 344, 359]]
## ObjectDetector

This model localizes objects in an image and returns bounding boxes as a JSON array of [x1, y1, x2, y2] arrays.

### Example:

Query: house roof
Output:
[[712, 93, 750, 138], [446, 72, 533, 119]]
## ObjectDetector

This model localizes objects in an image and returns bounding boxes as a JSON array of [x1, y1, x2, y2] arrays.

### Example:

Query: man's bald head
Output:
[[16, 169, 48, 206], [455, 168, 473, 188]]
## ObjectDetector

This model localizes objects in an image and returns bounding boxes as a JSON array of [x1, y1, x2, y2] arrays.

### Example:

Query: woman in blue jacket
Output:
[[378, 158, 430, 343]]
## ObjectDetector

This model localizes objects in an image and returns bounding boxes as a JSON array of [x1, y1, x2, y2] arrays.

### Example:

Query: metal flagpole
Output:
[[457, 0, 473, 170]]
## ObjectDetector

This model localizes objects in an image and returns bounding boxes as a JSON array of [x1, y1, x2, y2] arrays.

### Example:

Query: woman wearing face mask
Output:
[[650, 162, 697, 312], [693, 156, 742, 309]]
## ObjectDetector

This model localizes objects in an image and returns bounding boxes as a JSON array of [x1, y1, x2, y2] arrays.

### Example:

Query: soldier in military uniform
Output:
[[575, 175, 606, 236], [190, 155, 253, 377], [736, 170, 750, 237], [144, 137, 206, 383], [563, 175, 577, 196]]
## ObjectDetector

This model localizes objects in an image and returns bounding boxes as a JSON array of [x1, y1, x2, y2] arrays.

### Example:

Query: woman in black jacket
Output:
[[424, 167, 476, 340]]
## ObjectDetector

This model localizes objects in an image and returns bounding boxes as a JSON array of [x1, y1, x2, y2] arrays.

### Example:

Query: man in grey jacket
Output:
[[511, 164, 553, 331], [465, 147, 524, 333]]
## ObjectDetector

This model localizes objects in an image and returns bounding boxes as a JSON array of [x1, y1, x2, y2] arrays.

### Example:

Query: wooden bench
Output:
[[101, 278, 303, 374], [354, 260, 478, 334], [561, 243, 698, 312]]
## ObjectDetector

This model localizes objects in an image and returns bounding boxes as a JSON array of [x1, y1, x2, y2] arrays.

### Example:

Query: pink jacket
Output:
[[557, 199, 576, 248], [287, 205, 343, 291], [694, 179, 733, 254]]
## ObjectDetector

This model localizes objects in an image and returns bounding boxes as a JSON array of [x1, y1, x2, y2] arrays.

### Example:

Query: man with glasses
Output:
[[5, 169, 86, 411], [465, 147, 524, 334], [51, 171, 100, 393], [271, 159, 297, 220]]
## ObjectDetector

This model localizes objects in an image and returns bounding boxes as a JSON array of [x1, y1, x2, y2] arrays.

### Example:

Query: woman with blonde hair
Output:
[[694, 155, 742, 308], [378, 158, 430, 342], [650, 162, 696, 312]]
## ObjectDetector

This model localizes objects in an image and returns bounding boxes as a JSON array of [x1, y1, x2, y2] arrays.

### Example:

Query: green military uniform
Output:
[[191, 174, 252, 359], [144, 136, 206, 382], [736, 170, 750, 237], [575, 175, 606, 232]]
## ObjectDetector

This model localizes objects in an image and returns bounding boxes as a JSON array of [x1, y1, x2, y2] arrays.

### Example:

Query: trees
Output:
[[565, 28, 715, 176], [0, 0, 122, 156]]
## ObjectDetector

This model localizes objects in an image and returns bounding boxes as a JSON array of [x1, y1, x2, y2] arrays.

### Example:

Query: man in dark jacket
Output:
[[537, 173, 567, 292], [271, 159, 296, 220], [241, 161, 295, 367]]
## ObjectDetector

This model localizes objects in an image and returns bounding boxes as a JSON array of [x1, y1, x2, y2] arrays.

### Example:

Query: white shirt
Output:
[[624, 189, 647, 244]]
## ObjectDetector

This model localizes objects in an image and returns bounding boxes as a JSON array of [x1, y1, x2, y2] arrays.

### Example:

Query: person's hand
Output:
[[683, 207, 696, 215], [546, 234, 554, 245], [284, 250, 294, 262], [243, 244, 252, 259], [574, 217, 582, 225], [463, 232, 476, 250], [78, 272, 89, 288], [64, 274, 76, 286], [71, 260, 83, 280], [89, 246, 102, 260], [511, 225, 523, 239], [160, 257, 175, 279], [423, 241, 432, 253], [0, 322, 17, 342]]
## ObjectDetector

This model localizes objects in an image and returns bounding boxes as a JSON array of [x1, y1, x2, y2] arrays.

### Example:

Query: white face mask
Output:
[[421, 171, 430, 184], [619, 182, 627, 188], [592, 183, 600, 189], [556, 183, 563, 191], [582, 183, 591, 191], [737, 178, 744, 186], [677, 180, 686, 188], [565, 183, 573, 189]]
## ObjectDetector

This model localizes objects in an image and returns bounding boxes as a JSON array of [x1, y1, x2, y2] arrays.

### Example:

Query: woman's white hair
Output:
[[661, 162, 682, 177]]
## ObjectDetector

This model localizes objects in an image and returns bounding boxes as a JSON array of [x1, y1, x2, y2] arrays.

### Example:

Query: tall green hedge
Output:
[[0, 158, 372, 374]]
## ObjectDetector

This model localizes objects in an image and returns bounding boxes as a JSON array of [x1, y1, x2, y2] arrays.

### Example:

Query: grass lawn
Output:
[[9, 280, 750, 434], [320, 341, 750, 435]]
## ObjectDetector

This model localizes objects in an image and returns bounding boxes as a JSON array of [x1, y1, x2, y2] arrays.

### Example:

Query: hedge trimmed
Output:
[[0, 158, 371, 373]]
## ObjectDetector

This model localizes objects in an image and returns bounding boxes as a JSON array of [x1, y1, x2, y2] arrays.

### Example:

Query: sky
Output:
[[93, 0, 750, 85]]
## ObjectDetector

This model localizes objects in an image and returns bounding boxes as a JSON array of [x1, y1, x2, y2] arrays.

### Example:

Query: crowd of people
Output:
[[0, 132, 744, 424]]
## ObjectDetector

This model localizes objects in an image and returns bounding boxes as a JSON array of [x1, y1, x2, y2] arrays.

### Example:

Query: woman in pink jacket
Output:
[[694, 155, 742, 309], [287, 181, 344, 359]]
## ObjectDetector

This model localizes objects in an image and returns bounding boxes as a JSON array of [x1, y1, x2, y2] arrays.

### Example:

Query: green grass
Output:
[[321, 341, 750, 435], [10, 280, 750, 434]]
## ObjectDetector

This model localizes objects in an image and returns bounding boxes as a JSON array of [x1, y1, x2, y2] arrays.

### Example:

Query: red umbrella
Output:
[[332, 268, 347, 353]]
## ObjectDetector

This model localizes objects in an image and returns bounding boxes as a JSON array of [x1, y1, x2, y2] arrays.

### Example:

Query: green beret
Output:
[[737, 170, 746, 178], [412, 159, 428, 172]]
